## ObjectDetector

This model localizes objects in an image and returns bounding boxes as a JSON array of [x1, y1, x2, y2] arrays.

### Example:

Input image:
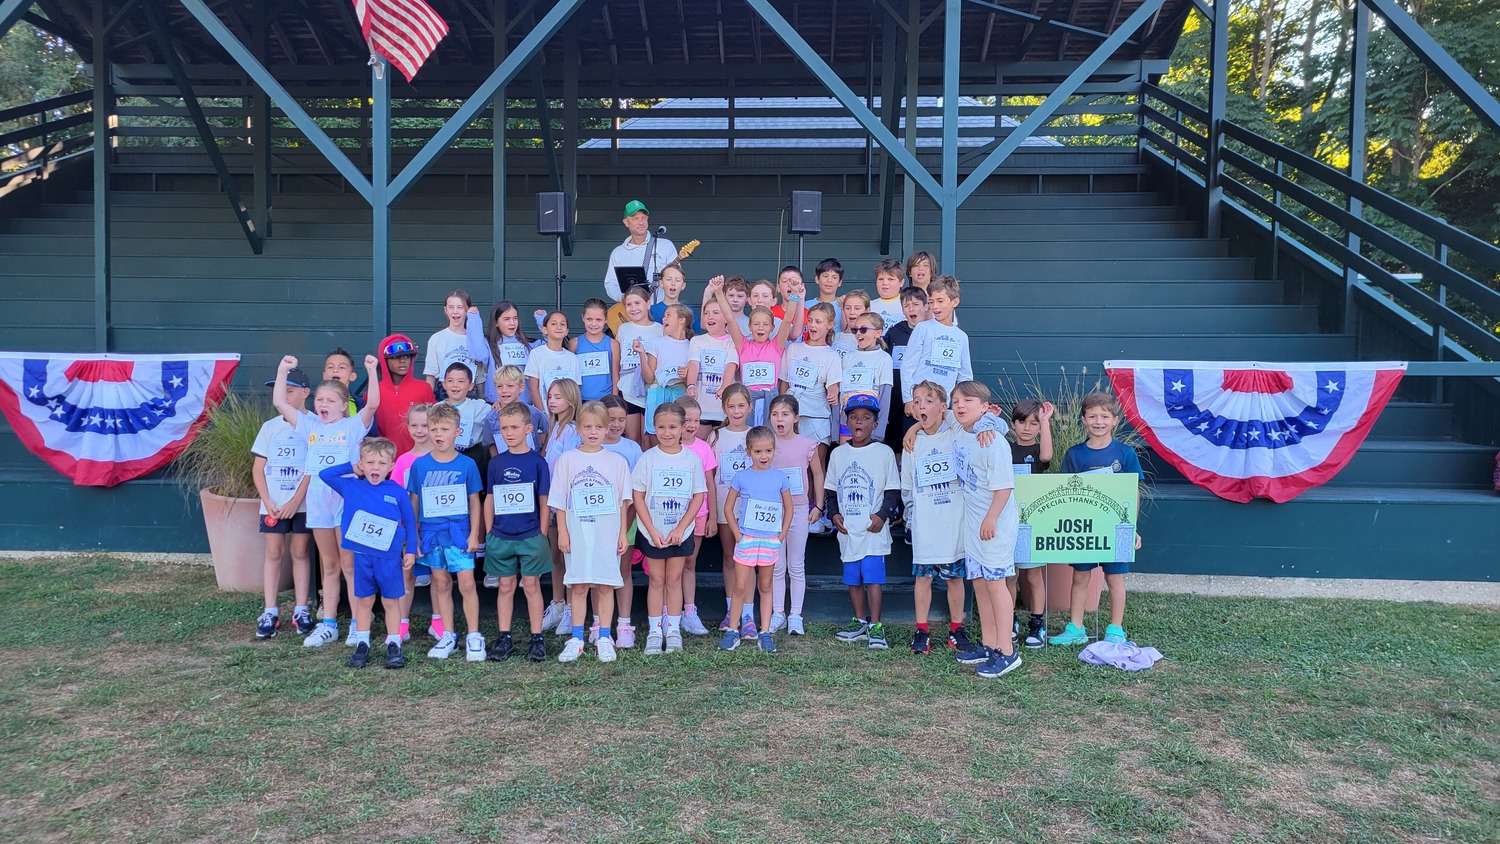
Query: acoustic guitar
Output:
[[606, 239, 700, 333]]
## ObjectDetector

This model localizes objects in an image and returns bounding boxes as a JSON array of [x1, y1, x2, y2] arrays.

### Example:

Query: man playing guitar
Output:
[[603, 200, 679, 304]]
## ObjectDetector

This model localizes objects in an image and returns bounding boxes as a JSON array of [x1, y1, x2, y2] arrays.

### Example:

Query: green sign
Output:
[[1013, 473, 1139, 565]]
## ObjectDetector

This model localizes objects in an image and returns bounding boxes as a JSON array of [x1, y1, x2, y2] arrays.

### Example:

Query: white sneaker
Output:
[[644, 629, 664, 655], [482, 574, 499, 589], [769, 612, 787, 633], [302, 624, 338, 648], [465, 632, 486, 662], [540, 601, 564, 632], [427, 631, 457, 659], [808, 517, 830, 536], [787, 614, 805, 636], [558, 637, 585, 662], [616, 623, 636, 649], [597, 637, 617, 663], [554, 605, 574, 636], [344, 622, 359, 647], [414, 573, 431, 587], [665, 631, 683, 653], [680, 608, 710, 635]]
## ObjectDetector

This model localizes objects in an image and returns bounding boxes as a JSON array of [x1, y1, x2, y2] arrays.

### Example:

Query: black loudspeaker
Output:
[[788, 190, 822, 235], [537, 192, 574, 236]]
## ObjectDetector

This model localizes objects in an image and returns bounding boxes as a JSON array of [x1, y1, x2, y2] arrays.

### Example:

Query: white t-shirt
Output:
[[645, 336, 690, 388], [604, 236, 679, 302], [901, 319, 973, 402], [712, 427, 751, 524], [953, 426, 1018, 567], [616, 321, 664, 405], [295, 413, 370, 493], [871, 296, 904, 329], [838, 348, 893, 398], [550, 448, 631, 585], [780, 344, 842, 420], [824, 441, 899, 562], [425, 327, 472, 381], [900, 426, 963, 566], [252, 417, 307, 514], [688, 333, 739, 421], [831, 331, 859, 362], [630, 445, 708, 539], [523, 345, 581, 398], [449, 398, 495, 450]]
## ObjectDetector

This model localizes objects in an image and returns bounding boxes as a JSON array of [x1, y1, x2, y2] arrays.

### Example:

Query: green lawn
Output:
[[1, 556, 1496, 844]]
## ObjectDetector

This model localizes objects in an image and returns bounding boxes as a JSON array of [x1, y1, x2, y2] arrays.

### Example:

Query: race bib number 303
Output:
[[917, 453, 958, 487]]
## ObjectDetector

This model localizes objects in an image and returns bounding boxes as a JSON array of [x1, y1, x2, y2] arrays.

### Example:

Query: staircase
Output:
[[0, 156, 1495, 580]]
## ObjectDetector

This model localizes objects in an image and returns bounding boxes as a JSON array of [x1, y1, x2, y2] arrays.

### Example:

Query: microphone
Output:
[[655, 225, 668, 236]]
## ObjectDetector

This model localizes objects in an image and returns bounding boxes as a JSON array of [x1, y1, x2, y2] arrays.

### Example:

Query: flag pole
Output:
[[371, 54, 392, 347]]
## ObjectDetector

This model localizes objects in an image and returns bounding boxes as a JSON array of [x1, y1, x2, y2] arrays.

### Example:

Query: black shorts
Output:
[[259, 512, 310, 534], [635, 533, 696, 559], [624, 399, 645, 416]]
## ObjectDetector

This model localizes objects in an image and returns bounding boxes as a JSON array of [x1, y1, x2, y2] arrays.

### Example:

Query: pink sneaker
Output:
[[587, 622, 600, 644], [616, 621, 636, 649]]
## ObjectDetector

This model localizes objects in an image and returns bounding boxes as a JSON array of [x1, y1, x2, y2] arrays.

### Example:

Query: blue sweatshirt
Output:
[[320, 463, 418, 559]]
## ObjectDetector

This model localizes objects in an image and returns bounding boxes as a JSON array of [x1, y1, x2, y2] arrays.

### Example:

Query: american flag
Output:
[[353, 0, 449, 83]]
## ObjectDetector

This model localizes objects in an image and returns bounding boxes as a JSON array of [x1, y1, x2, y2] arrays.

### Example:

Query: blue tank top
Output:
[[575, 334, 613, 401]]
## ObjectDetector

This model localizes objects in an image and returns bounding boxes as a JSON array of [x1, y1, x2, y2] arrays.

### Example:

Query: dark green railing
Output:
[[0, 89, 92, 197]]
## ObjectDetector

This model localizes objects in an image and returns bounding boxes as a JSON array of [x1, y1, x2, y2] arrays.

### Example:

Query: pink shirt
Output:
[[770, 434, 819, 505], [737, 339, 782, 391], [393, 450, 426, 487], [686, 437, 717, 518]]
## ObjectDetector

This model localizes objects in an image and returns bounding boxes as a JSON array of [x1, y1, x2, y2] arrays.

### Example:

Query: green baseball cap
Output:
[[623, 199, 649, 217]]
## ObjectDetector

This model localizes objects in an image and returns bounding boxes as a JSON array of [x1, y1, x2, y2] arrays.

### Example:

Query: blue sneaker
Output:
[[758, 632, 777, 653], [718, 630, 740, 651], [976, 648, 1023, 679], [955, 643, 991, 665], [255, 611, 279, 639], [1104, 624, 1128, 644]]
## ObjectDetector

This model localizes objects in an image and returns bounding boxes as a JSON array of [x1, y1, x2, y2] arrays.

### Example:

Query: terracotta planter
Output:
[[199, 489, 292, 593]]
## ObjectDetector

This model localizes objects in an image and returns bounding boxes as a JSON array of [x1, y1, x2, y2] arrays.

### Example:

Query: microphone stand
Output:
[[644, 229, 660, 298]]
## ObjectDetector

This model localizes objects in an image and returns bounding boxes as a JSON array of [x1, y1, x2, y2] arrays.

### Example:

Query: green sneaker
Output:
[[835, 618, 871, 642], [1050, 622, 1089, 646], [867, 622, 889, 650], [1104, 624, 1127, 644]]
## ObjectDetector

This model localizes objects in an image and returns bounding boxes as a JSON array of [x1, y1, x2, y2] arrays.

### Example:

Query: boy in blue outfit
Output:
[[1054, 391, 1143, 647], [484, 401, 553, 663], [408, 402, 485, 662], [319, 438, 418, 669]]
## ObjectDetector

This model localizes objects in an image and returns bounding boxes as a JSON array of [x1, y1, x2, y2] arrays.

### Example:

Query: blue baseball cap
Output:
[[843, 393, 880, 414]]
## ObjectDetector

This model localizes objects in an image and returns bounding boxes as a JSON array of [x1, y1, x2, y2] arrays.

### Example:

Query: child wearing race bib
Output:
[[720, 425, 793, 653], [767, 395, 823, 636], [675, 397, 721, 636], [599, 395, 644, 648], [684, 297, 740, 428], [648, 262, 700, 333], [406, 402, 484, 663], [899, 381, 971, 657], [487, 365, 549, 456], [711, 385, 753, 635], [713, 278, 804, 427], [950, 380, 1022, 679], [524, 311, 580, 408], [466, 300, 532, 404], [272, 354, 381, 649], [425, 288, 477, 390], [251, 367, 314, 640], [631, 402, 708, 655], [884, 287, 930, 458], [831, 289, 870, 362], [1009, 398, 1056, 649], [639, 304, 692, 439], [1054, 392, 1143, 649], [540, 378, 583, 637], [570, 298, 620, 402], [779, 302, 842, 450], [826, 394, 901, 651], [551, 401, 632, 664], [440, 362, 496, 483], [614, 286, 663, 448], [318, 438, 418, 669], [483, 401, 552, 664], [901, 276, 972, 423], [838, 312, 894, 444], [870, 259, 906, 328], [393, 402, 432, 641]]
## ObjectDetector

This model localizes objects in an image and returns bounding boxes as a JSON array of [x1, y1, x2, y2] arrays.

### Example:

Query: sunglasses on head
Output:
[[383, 340, 415, 357]]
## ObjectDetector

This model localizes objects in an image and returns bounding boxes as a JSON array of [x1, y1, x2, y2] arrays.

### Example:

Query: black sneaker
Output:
[[385, 642, 406, 669], [948, 626, 974, 653], [955, 643, 991, 666], [292, 610, 315, 636], [1024, 616, 1048, 648], [526, 634, 547, 662], [255, 611, 279, 639], [909, 628, 931, 655], [488, 632, 515, 662], [347, 641, 370, 668]]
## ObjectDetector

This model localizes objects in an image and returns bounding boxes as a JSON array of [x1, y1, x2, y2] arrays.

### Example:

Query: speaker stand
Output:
[[553, 234, 566, 313], [798, 233, 805, 277]]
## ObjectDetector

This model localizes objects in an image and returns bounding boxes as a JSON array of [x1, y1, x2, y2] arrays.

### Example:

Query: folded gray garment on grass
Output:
[[1078, 640, 1163, 671]]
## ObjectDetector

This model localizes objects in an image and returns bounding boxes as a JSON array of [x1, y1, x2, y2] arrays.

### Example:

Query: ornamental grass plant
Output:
[[173, 391, 270, 501]]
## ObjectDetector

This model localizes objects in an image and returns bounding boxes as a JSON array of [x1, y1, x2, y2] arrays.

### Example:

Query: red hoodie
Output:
[[376, 333, 437, 455]]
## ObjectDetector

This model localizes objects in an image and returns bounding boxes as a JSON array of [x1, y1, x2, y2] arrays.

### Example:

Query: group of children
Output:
[[249, 246, 1141, 678]]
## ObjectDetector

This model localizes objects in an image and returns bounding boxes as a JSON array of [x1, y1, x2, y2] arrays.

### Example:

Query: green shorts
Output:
[[484, 533, 552, 579]]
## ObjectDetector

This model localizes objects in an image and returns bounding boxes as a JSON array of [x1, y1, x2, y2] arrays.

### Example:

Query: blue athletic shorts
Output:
[[842, 554, 886, 586], [912, 561, 966, 581], [352, 553, 406, 599], [1071, 562, 1129, 575], [420, 545, 475, 574]]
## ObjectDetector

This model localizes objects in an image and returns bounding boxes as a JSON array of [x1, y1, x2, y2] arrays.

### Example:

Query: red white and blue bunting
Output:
[[1106, 360, 1406, 503], [0, 353, 240, 487]]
